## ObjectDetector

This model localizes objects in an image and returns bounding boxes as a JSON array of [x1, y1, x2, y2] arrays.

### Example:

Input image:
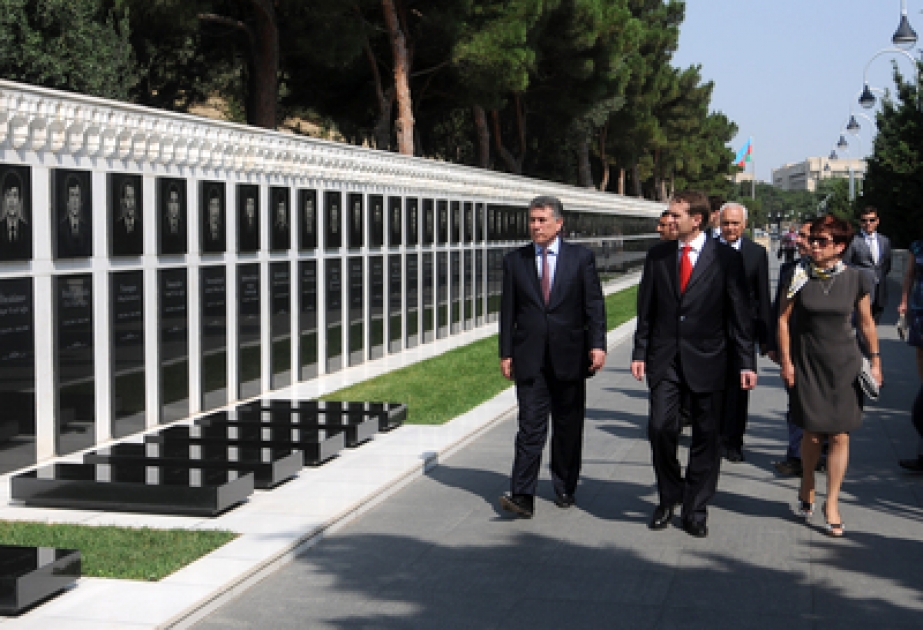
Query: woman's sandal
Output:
[[797, 494, 814, 519], [822, 502, 846, 537]]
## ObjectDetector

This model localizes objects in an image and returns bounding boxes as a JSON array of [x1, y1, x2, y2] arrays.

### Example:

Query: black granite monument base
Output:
[[83, 442, 301, 490], [10, 463, 253, 516], [201, 408, 378, 448], [239, 400, 407, 432], [0, 545, 80, 615]]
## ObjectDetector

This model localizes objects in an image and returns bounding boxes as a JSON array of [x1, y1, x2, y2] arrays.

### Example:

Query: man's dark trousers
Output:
[[512, 348, 585, 498]]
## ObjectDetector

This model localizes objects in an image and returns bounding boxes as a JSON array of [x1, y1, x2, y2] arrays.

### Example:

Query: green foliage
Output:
[[0, 520, 236, 581], [0, 0, 137, 99]]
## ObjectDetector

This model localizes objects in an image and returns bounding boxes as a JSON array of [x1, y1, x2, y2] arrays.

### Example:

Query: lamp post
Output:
[[893, 0, 918, 49], [858, 47, 919, 110]]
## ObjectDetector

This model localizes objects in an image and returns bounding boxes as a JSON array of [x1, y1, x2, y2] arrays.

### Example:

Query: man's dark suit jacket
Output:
[[767, 260, 799, 354], [843, 231, 892, 310], [632, 236, 755, 392], [0, 220, 31, 260], [737, 236, 772, 348], [499, 240, 606, 382]]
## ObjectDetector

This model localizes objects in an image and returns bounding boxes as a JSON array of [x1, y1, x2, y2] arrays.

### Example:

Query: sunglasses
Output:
[[859, 218, 878, 224], [808, 236, 833, 246]]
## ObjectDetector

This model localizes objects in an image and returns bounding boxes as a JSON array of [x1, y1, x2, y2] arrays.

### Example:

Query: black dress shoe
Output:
[[682, 519, 708, 538], [899, 457, 923, 473], [772, 458, 803, 477], [554, 492, 575, 508], [724, 447, 744, 463], [649, 504, 675, 530], [499, 493, 534, 518]]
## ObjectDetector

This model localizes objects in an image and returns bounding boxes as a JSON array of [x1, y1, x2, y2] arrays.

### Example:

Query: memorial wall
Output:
[[0, 79, 664, 474]]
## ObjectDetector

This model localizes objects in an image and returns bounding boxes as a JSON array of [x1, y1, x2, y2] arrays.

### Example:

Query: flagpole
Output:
[[750, 136, 755, 200]]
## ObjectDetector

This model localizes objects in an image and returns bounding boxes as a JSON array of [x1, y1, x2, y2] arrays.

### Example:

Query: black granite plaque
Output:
[[0, 164, 32, 262], [388, 197, 402, 247], [506, 208, 517, 241], [270, 187, 291, 251], [0, 278, 35, 474], [200, 266, 227, 411], [487, 249, 503, 321], [159, 268, 189, 423], [406, 198, 418, 246], [463, 202, 473, 244], [54, 169, 92, 259], [299, 261, 318, 380], [0, 545, 81, 614], [451, 201, 461, 245], [158, 177, 188, 255], [464, 250, 474, 329], [422, 252, 434, 342], [475, 249, 485, 323], [450, 251, 461, 334], [238, 184, 260, 252], [326, 258, 342, 372], [370, 256, 384, 360], [423, 199, 434, 246], [201, 181, 226, 253], [476, 203, 485, 242], [325, 191, 342, 249], [405, 254, 419, 348], [348, 193, 363, 249], [437, 200, 448, 245], [109, 173, 143, 257], [388, 255, 402, 353], [370, 195, 384, 248], [271, 262, 291, 388], [347, 257, 364, 366], [299, 189, 318, 250], [111, 271, 145, 439], [55, 274, 95, 455], [238, 264, 261, 399], [437, 252, 448, 338]]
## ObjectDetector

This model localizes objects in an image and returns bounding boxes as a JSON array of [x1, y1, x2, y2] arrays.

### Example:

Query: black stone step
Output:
[[0, 545, 81, 615], [237, 399, 407, 431], [11, 463, 253, 516], [83, 442, 301, 489], [198, 409, 378, 448]]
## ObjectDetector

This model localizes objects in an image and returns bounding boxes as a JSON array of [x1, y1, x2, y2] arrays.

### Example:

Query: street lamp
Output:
[[859, 48, 918, 109], [893, 0, 918, 49]]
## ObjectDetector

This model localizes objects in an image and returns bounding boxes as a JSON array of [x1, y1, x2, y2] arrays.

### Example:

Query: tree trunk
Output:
[[576, 134, 594, 188], [598, 124, 610, 192], [490, 109, 522, 175], [472, 105, 490, 168], [359, 22, 394, 150], [382, 0, 414, 155], [618, 168, 625, 195], [631, 164, 642, 197]]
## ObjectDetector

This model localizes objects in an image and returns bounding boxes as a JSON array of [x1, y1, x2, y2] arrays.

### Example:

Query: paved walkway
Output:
[[192, 260, 923, 630]]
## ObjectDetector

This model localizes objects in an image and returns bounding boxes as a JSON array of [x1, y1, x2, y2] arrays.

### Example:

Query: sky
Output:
[[671, 0, 922, 182]]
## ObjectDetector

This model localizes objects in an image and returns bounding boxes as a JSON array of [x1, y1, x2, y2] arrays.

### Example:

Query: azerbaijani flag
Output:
[[734, 137, 752, 168]]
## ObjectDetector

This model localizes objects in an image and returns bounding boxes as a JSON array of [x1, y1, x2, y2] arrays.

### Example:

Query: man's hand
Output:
[[630, 360, 645, 381], [589, 349, 606, 373], [740, 370, 758, 390], [500, 358, 514, 381]]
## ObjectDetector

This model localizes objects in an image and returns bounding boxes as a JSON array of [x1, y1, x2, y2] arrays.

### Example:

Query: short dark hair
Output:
[[672, 190, 709, 227], [859, 206, 878, 218], [708, 195, 725, 213], [811, 214, 853, 245], [529, 195, 563, 219]]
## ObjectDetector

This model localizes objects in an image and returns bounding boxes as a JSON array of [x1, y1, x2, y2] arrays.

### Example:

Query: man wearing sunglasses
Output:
[[844, 207, 892, 323]]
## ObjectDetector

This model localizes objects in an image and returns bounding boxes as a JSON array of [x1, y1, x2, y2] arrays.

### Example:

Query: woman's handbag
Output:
[[858, 356, 880, 401]]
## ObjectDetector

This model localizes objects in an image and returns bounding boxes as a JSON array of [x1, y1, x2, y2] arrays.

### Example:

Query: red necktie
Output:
[[679, 245, 692, 293], [541, 248, 551, 304]]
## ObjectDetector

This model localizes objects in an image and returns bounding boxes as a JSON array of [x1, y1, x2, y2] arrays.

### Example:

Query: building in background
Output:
[[772, 157, 866, 192]]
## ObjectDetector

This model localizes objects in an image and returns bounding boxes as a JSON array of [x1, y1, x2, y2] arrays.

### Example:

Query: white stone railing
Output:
[[0, 79, 662, 217]]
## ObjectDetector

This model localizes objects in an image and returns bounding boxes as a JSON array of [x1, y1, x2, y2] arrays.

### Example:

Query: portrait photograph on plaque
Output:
[[158, 177, 188, 255], [110, 270, 145, 438], [451, 201, 461, 244], [238, 184, 260, 252], [406, 198, 418, 246], [370, 195, 384, 248], [388, 196, 401, 247], [0, 164, 32, 262], [348, 193, 363, 249], [54, 169, 92, 259], [476, 203, 485, 242], [437, 200, 448, 244], [55, 274, 95, 455], [0, 277, 36, 473], [299, 189, 318, 250], [270, 186, 291, 251], [423, 199, 434, 246], [109, 173, 143, 257], [200, 181, 227, 253], [325, 191, 342, 249]]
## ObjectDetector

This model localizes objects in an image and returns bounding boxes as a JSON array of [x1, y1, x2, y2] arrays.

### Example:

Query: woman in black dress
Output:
[[777, 215, 882, 537]]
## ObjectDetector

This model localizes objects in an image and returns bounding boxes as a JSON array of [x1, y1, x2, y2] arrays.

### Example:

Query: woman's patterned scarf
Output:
[[787, 258, 845, 299]]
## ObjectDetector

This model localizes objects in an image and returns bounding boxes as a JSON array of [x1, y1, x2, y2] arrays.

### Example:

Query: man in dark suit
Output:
[[498, 195, 607, 518], [843, 206, 892, 322], [631, 190, 756, 538], [718, 202, 771, 463], [57, 177, 91, 258], [112, 180, 143, 256], [1, 176, 31, 260]]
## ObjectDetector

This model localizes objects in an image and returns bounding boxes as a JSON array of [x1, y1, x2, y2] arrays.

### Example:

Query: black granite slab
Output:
[[147, 425, 344, 466], [11, 463, 253, 516], [83, 442, 301, 490], [0, 545, 80, 615], [237, 400, 407, 432], [197, 409, 377, 448]]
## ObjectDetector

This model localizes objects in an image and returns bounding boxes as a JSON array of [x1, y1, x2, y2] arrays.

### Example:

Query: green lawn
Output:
[[0, 521, 236, 581], [323, 285, 638, 425]]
